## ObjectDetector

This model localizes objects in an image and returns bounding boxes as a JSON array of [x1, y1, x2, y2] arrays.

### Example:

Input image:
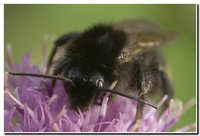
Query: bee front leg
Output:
[[47, 32, 79, 87], [47, 32, 79, 68], [134, 94, 145, 131], [134, 61, 153, 131]]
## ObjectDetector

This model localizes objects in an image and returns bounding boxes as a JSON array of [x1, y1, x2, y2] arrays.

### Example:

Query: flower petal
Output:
[[4, 107, 16, 132]]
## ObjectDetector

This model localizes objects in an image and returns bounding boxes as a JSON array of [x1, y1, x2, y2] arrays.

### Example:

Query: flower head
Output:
[[4, 45, 196, 132]]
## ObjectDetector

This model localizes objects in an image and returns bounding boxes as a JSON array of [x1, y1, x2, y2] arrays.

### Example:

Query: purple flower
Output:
[[4, 45, 196, 132]]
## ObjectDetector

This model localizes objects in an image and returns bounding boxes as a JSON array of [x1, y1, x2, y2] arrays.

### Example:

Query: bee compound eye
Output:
[[96, 80, 104, 88]]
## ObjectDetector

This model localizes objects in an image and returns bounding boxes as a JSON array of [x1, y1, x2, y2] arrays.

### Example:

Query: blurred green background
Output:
[[4, 4, 196, 131]]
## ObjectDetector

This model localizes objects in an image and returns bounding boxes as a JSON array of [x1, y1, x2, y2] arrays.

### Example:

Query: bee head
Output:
[[63, 60, 105, 111]]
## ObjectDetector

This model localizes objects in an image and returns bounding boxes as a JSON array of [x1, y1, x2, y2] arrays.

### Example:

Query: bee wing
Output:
[[114, 20, 178, 63]]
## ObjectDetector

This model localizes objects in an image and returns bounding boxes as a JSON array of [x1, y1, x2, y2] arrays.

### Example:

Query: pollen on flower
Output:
[[4, 45, 196, 132]]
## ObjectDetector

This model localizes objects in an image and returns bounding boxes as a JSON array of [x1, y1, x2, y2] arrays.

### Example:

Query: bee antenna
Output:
[[101, 88, 157, 109], [7, 72, 157, 109], [8, 72, 74, 86]]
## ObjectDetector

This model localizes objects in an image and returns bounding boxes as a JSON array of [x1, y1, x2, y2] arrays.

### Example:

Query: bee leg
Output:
[[134, 62, 153, 131], [134, 94, 145, 131], [47, 32, 79, 87], [159, 68, 174, 110], [47, 32, 79, 67]]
